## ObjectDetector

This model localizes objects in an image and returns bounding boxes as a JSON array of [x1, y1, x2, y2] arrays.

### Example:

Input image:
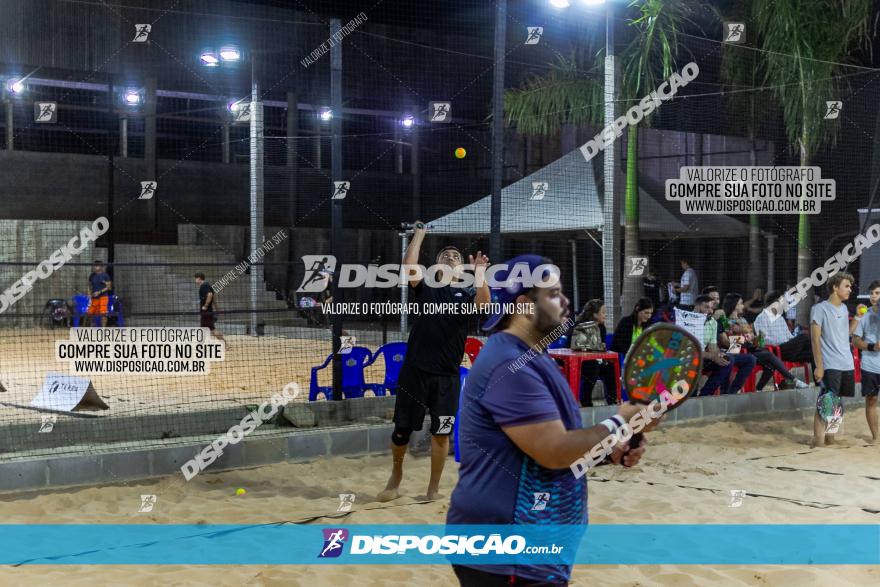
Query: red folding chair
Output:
[[737, 347, 761, 393], [853, 345, 862, 384], [767, 344, 811, 386]]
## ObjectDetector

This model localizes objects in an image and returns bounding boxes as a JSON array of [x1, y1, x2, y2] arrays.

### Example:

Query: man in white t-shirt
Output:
[[852, 279, 880, 444], [810, 273, 857, 447], [674, 258, 699, 311], [755, 290, 814, 367]]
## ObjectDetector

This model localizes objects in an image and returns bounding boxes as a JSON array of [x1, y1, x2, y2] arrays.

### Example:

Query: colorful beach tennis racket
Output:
[[817, 388, 843, 434], [621, 323, 703, 448]]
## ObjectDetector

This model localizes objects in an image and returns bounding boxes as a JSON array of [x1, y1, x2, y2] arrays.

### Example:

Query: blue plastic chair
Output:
[[309, 346, 374, 401], [453, 366, 469, 463], [548, 335, 568, 349], [108, 295, 124, 327], [71, 294, 92, 327], [72, 294, 124, 327], [366, 342, 407, 396]]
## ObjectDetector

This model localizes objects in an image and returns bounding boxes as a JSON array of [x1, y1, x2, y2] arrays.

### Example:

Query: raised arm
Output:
[[469, 250, 491, 307], [402, 221, 427, 288]]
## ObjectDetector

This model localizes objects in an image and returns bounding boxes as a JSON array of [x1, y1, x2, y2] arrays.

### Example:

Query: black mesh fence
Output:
[[0, 0, 879, 460]]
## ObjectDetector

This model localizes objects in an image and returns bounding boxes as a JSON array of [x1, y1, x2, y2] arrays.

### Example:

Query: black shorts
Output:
[[822, 369, 855, 397], [200, 310, 215, 329], [861, 370, 880, 397], [393, 363, 460, 435]]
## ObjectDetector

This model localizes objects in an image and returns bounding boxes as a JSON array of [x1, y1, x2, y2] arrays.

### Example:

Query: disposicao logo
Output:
[[319, 528, 349, 558]]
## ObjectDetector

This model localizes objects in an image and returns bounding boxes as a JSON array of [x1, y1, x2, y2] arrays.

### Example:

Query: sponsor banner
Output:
[[0, 525, 876, 565]]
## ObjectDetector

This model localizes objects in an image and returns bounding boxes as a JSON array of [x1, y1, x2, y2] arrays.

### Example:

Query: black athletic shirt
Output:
[[643, 276, 661, 307], [199, 282, 215, 311], [404, 280, 476, 376]]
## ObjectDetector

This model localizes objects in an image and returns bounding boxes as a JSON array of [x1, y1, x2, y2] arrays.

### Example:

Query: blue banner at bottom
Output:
[[0, 524, 876, 565]]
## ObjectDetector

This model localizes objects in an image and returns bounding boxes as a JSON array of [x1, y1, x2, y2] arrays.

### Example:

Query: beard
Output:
[[532, 305, 563, 338]]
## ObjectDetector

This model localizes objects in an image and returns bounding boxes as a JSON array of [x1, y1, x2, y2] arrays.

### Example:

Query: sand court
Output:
[[0, 411, 877, 585], [0, 328, 394, 423]]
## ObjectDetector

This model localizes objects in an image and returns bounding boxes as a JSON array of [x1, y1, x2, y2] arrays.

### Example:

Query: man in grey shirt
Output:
[[810, 272, 856, 447], [853, 279, 880, 443]]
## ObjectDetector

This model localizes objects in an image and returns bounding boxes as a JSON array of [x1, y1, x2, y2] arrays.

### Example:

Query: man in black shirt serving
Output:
[[378, 221, 490, 502], [194, 273, 224, 341]]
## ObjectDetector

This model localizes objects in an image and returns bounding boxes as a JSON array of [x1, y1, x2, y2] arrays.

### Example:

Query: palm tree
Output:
[[505, 0, 699, 317], [751, 0, 871, 325], [719, 5, 774, 295]]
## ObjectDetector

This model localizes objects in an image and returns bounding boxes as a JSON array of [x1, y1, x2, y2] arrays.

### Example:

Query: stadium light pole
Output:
[[552, 0, 619, 326], [202, 45, 263, 336], [330, 18, 344, 401], [249, 53, 265, 337], [489, 0, 506, 264], [601, 0, 620, 329], [3, 78, 26, 150]]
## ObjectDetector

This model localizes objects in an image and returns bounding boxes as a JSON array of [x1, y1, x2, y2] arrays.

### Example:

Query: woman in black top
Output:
[[571, 299, 617, 407], [611, 297, 655, 357]]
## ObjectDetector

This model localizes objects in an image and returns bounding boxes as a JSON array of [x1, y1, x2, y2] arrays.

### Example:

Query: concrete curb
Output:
[[0, 396, 397, 456], [0, 387, 867, 494]]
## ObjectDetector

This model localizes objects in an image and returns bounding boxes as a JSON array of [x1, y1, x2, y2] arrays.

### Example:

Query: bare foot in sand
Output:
[[377, 488, 401, 502], [810, 438, 825, 448], [425, 490, 443, 501], [377, 471, 403, 502]]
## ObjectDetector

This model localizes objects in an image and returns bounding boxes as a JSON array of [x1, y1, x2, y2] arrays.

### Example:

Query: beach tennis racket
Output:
[[817, 388, 843, 434], [622, 323, 703, 449]]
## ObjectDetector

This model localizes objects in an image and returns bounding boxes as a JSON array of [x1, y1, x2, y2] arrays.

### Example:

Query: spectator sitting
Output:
[[643, 270, 661, 313], [679, 294, 733, 396], [754, 290, 815, 368], [570, 299, 617, 407], [703, 286, 723, 320], [719, 293, 807, 390], [610, 297, 654, 358], [742, 287, 765, 322], [783, 283, 798, 332]]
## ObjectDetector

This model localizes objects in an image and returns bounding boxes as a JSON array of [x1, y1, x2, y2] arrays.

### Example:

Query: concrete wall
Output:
[[0, 219, 99, 327], [0, 388, 864, 494]]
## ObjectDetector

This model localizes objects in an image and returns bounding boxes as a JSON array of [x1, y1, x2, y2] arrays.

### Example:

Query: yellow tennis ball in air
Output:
[[235, 488, 246, 496], [858, 305, 868, 315], [454, 147, 467, 159]]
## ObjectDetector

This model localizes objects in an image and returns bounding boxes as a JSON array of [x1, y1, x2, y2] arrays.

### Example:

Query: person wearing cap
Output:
[[87, 260, 112, 327], [447, 254, 647, 586], [377, 221, 490, 502]]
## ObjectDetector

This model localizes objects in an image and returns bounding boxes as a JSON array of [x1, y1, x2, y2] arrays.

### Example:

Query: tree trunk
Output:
[[795, 132, 813, 328], [622, 124, 641, 317], [747, 140, 763, 292]]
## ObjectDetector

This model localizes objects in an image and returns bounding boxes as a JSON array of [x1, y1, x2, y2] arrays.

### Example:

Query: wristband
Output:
[[600, 414, 626, 435], [870, 342, 878, 352]]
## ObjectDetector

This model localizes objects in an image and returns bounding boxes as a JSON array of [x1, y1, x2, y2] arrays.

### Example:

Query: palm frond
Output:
[[504, 51, 604, 136]]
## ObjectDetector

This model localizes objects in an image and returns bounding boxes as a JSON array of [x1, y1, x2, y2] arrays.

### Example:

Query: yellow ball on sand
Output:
[[235, 488, 246, 496], [454, 147, 466, 159]]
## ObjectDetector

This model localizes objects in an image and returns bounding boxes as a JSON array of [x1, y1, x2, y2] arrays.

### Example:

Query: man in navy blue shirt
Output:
[[88, 260, 112, 327], [448, 255, 647, 586]]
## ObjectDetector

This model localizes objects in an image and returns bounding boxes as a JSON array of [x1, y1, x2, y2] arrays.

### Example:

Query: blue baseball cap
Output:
[[482, 254, 559, 331]]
